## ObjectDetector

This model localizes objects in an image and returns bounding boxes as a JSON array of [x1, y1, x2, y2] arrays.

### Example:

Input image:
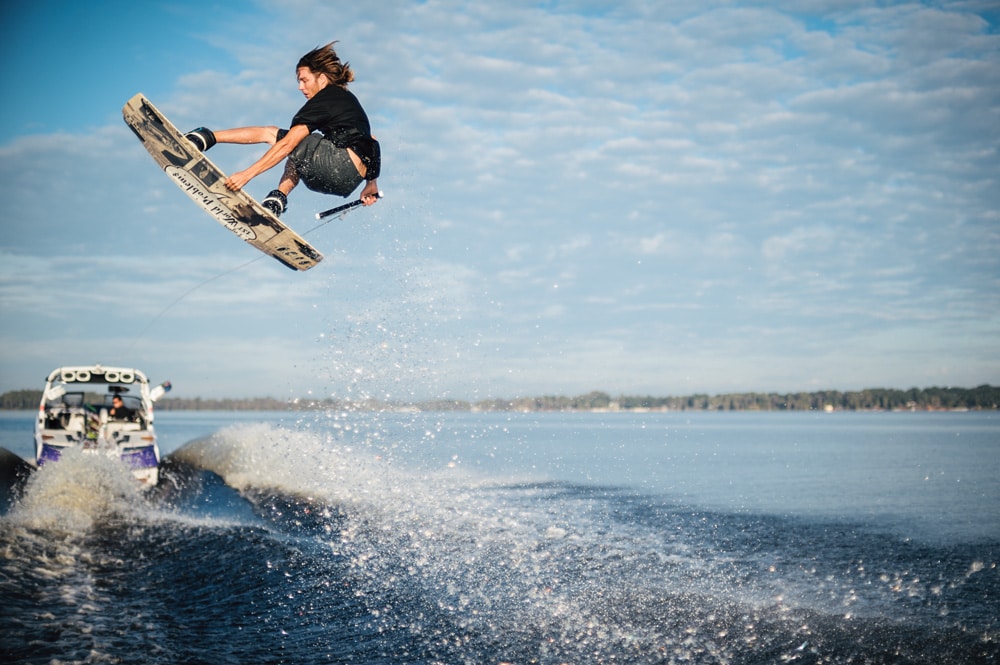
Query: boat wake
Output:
[[2, 420, 997, 664], [5, 448, 146, 532]]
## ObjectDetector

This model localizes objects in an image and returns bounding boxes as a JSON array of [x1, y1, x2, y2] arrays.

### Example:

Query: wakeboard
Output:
[[122, 93, 323, 271]]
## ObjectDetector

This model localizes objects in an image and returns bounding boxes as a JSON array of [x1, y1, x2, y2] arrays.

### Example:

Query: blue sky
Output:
[[1, 0, 998, 401]]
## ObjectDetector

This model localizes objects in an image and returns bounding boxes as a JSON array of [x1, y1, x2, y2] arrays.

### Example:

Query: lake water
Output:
[[1, 409, 997, 663]]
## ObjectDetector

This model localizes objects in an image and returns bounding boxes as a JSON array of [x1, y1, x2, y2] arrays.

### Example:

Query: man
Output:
[[109, 395, 133, 421], [184, 42, 380, 217]]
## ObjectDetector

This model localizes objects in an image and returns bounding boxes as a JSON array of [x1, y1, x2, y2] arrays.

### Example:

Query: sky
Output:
[[1, 0, 998, 401]]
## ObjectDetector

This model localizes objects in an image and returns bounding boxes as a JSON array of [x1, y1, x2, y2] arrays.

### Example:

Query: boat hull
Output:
[[38, 442, 160, 487]]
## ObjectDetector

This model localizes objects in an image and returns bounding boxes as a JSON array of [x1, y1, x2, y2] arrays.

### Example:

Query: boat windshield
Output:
[[44, 385, 146, 422]]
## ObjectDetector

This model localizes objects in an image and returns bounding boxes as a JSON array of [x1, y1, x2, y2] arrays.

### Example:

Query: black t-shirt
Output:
[[109, 404, 133, 421], [291, 85, 380, 180]]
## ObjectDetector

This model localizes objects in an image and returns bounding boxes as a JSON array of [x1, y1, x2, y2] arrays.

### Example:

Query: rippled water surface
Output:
[[1, 410, 997, 663]]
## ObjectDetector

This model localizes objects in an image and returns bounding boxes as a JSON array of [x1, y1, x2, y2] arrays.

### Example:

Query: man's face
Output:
[[297, 67, 328, 99]]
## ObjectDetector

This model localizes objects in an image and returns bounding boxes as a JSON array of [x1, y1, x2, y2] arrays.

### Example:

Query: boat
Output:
[[34, 365, 172, 486]]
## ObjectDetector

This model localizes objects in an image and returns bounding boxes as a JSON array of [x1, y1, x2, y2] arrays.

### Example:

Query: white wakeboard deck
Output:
[[123, 93, 323, 271]]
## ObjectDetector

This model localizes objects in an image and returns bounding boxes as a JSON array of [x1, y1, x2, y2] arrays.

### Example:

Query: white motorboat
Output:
[[34, 365, 171, 486]]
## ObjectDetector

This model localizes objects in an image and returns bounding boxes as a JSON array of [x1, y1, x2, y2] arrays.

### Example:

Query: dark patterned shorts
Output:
[[288, 133, 364, 197]]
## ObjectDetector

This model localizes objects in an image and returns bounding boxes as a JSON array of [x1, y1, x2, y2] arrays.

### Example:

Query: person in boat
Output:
[[184, 41, 381, 217], [109, 395, 134, 421]]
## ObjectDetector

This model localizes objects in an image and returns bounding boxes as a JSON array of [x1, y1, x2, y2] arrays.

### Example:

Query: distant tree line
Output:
[[568, 385, 999, 412], [0, 390, 41, 410], [2, 385, 997, 412], [465, 386, 999, 412]]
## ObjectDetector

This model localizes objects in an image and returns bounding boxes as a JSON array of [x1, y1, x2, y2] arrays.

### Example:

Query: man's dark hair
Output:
[[298, 42, 354, 88]]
